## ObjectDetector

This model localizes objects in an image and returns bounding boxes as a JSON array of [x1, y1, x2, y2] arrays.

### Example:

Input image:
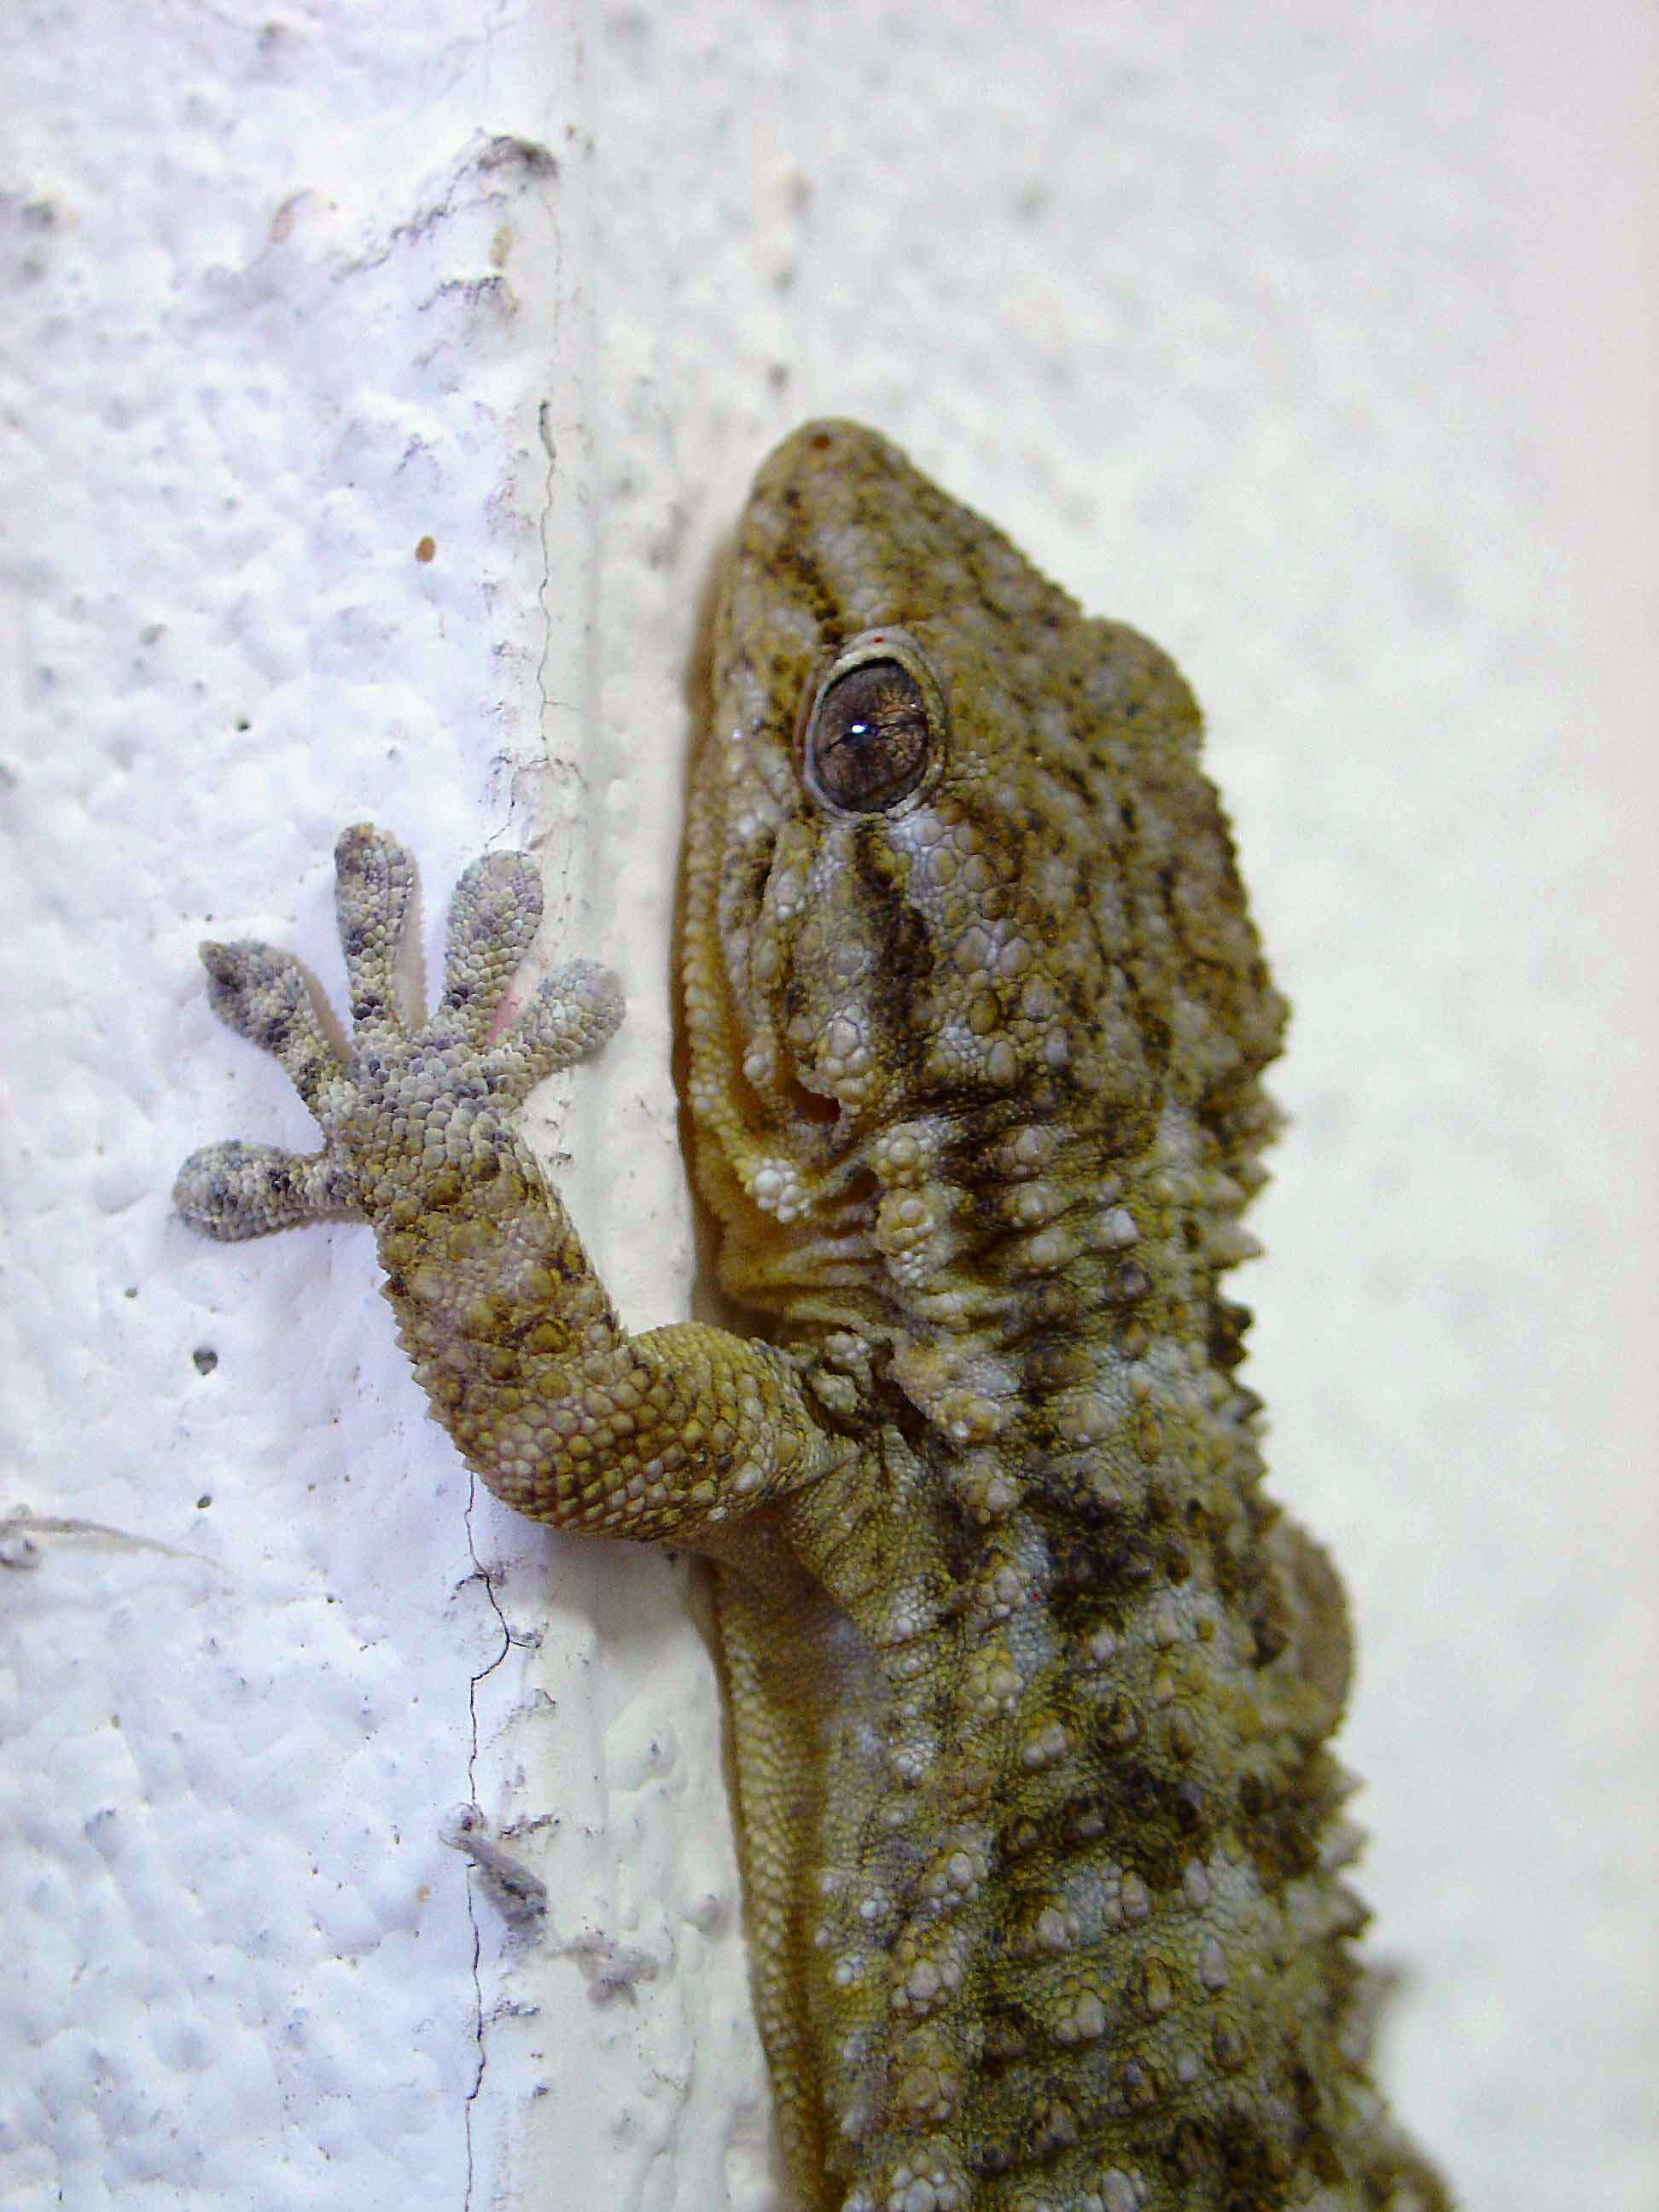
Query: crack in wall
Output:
[[459, 1472, 515, 2212]]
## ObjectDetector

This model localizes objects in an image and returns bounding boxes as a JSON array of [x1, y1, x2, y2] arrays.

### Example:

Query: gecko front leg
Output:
[[176, 824, 839, 1541]]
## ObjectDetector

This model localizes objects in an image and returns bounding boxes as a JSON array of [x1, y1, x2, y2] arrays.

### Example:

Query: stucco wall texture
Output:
[[3, 6, 1654, 2209]]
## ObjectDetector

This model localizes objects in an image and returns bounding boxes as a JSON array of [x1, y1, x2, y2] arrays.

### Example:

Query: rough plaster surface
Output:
[[3, 5, 1653, 2210]]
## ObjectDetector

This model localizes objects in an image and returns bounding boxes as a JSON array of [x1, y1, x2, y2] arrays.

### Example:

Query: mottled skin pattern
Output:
[[176, 422, 1450, 2212]]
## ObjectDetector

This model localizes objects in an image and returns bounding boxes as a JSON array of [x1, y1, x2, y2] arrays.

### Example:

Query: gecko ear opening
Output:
[[799, 626, 947, 816]]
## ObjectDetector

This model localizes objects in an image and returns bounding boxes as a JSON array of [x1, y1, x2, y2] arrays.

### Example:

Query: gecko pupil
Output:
[[807, 659, 933, 812]]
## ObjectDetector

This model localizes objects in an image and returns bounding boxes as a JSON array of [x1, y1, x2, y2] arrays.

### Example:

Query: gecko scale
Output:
[[176, 421, 1451, 2211]]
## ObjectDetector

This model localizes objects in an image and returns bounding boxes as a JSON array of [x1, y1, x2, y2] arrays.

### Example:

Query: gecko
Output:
[[175, 420, 1452, 2212]]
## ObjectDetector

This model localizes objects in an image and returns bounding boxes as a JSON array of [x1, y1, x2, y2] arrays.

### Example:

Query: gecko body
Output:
[[177, 422, 1450, 2212]]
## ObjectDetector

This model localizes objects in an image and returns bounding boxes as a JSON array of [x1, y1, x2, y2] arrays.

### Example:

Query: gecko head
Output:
[[682, 420, 1284, 1281]]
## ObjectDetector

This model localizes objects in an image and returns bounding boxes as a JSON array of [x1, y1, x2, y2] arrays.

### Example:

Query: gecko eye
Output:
[[800, 628, 946, 815]]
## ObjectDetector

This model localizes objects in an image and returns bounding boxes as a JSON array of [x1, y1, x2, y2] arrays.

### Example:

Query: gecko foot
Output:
[[175, 824, 624, 1242]]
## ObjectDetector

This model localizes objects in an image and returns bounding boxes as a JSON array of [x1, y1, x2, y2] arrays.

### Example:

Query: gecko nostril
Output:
[[784, 1074, 840, 1126]]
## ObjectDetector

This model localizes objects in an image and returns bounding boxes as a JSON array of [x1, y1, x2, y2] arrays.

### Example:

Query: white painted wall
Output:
[[3, 5, 1653, 2209]]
